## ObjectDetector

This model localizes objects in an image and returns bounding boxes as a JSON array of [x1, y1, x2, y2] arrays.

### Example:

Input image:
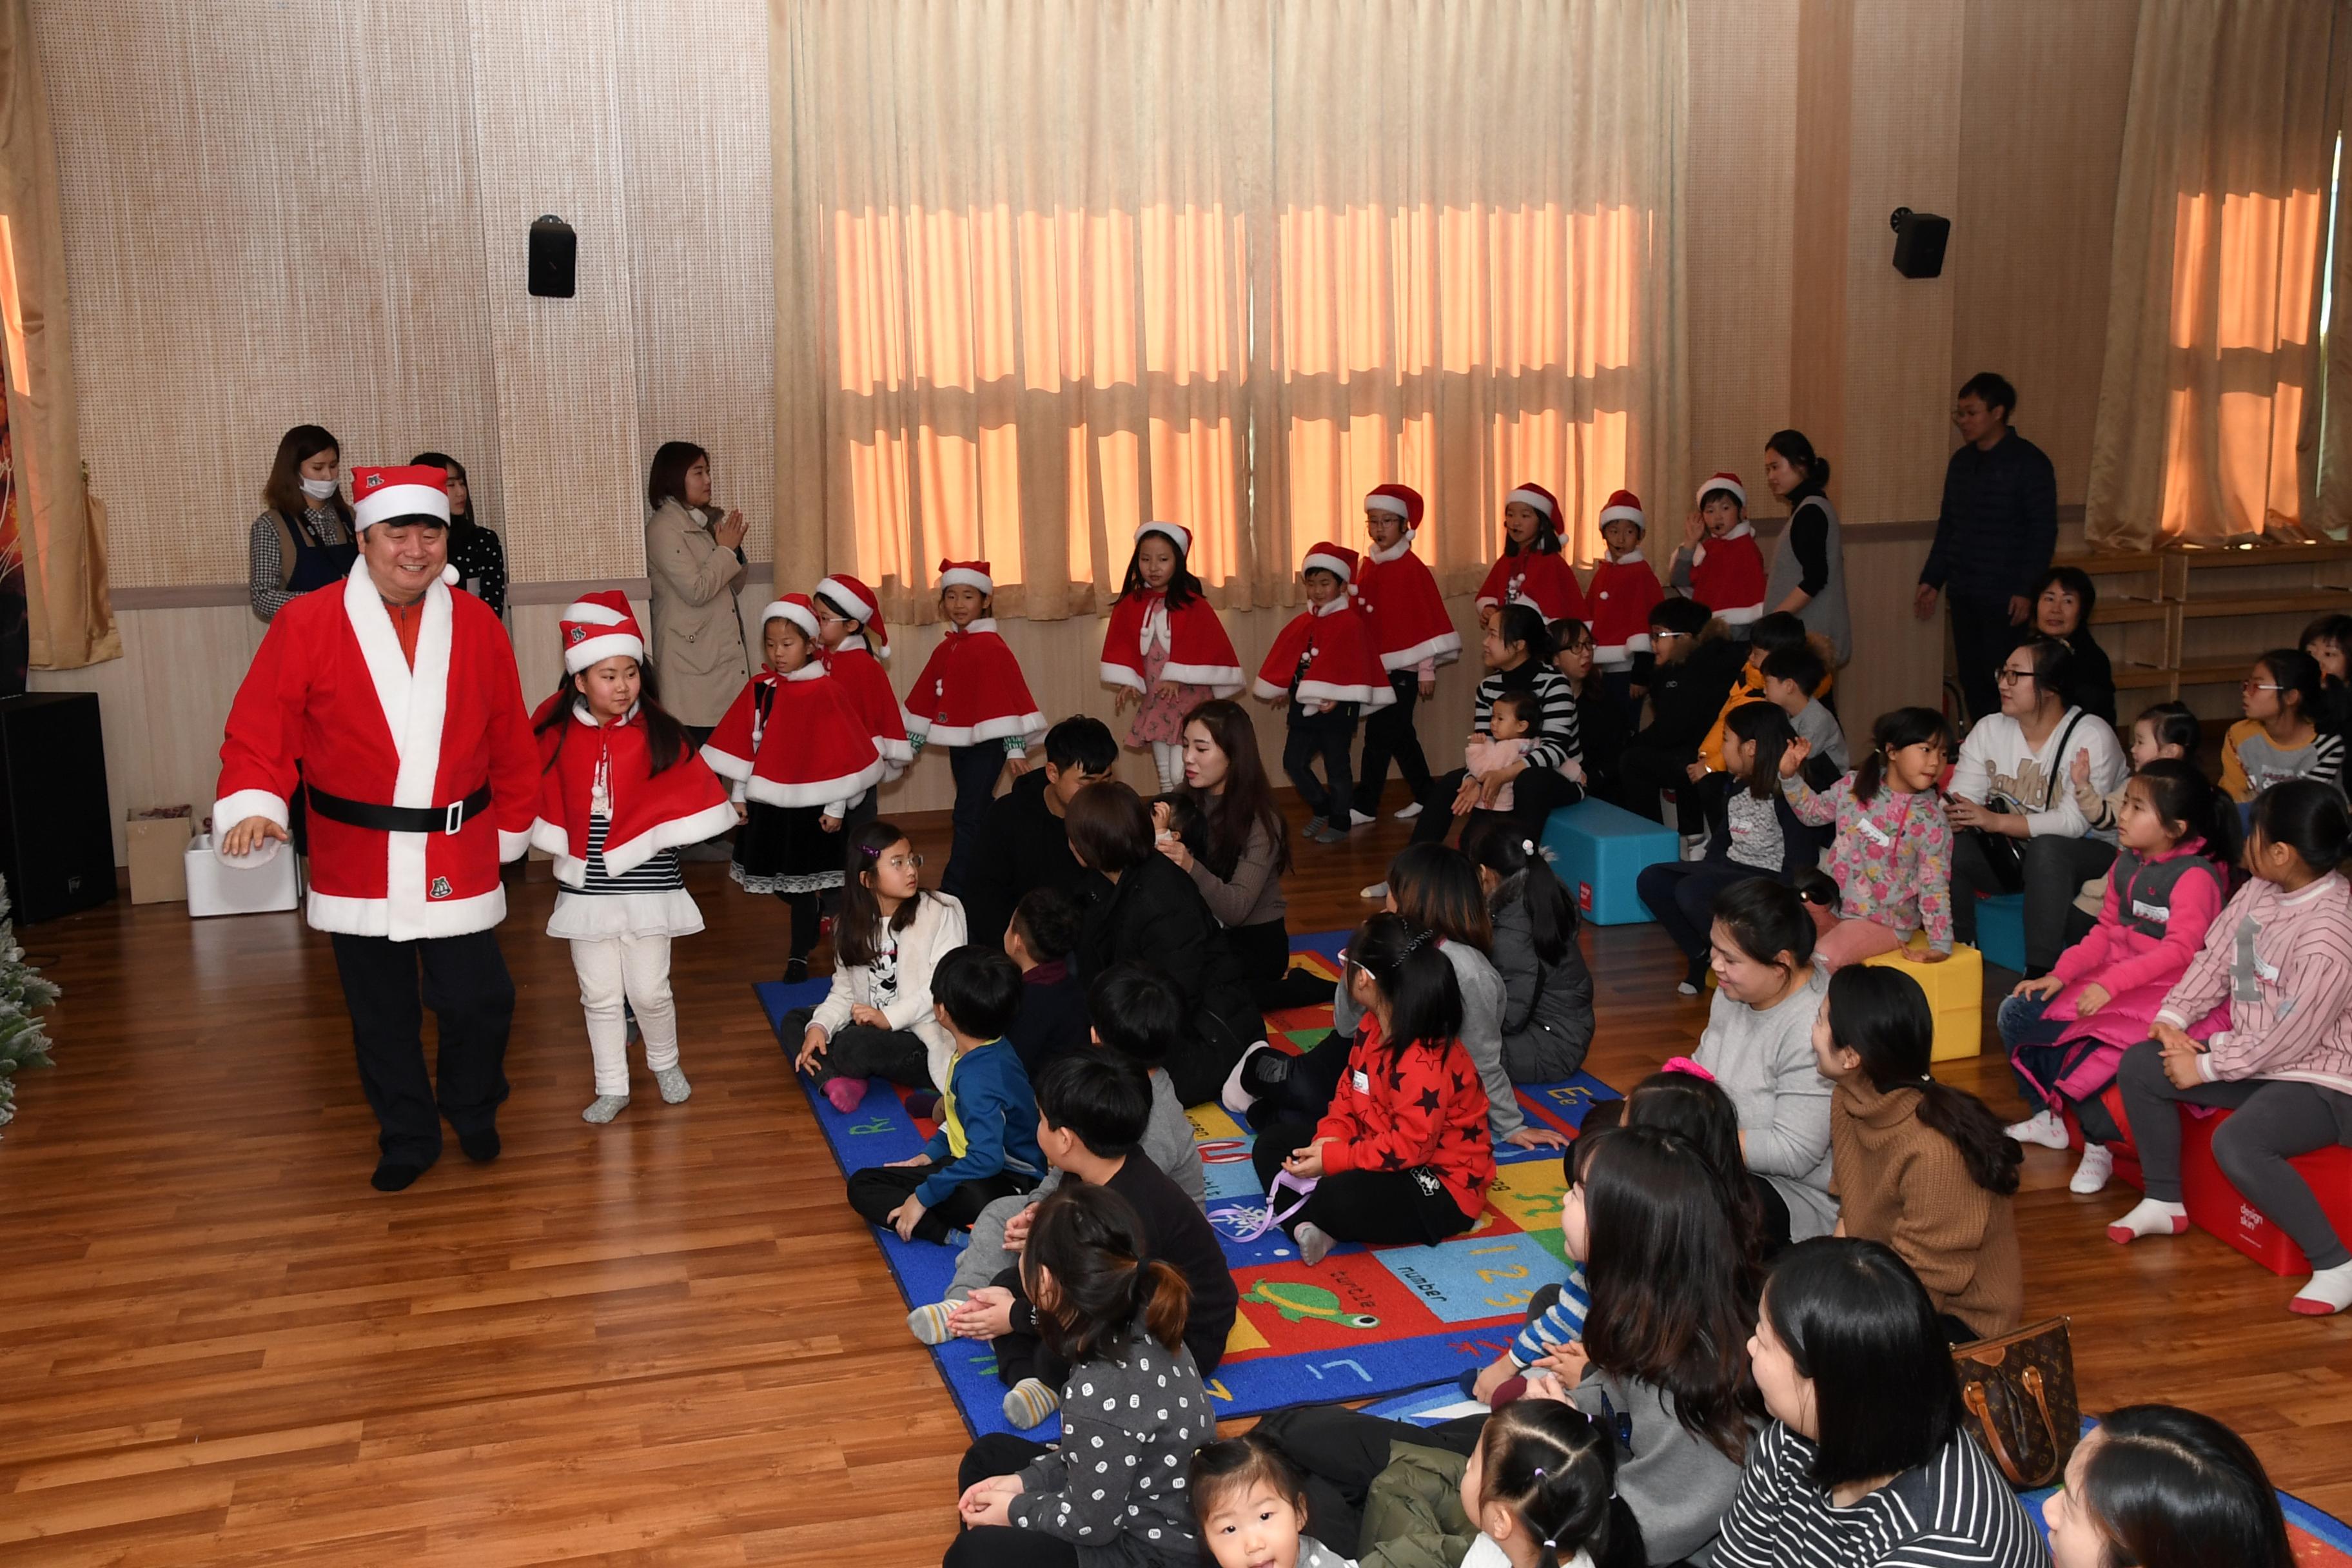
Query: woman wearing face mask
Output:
[[643, 440, 752, 746], [247, 424, 357, 622]]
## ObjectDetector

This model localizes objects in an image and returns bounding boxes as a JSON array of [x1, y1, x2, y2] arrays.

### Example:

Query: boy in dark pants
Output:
[[1254, 542, 1395, 845], [941, 1053, 1238, 1429], [845, 946, 1044, 1244]]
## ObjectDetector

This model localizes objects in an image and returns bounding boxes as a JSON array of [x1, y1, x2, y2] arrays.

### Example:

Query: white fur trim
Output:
[[1378, 631, 1464, 671], [760, 599, 821, 641], [1625, 631, 1653, 653], [937, 567, 994, 594], [1506, 487, 1556, 518], [211, 789, 291, 866], [1716, 602, 1763, 625], [699, 740, 756, 781], [1100, 660, 1148, 694], [1599, 504, 1645, 530], [1251, 677, 1289, 701], [745, 758, 888, 810], [562, 600, 629, 626], [498, 827, 532, 863], [1364, 494, 1411, 520], [1135, 521, 1191, 554], [338, 564, 456, 941], [1155, 659, 1246, 697], [901, 706, 1045, 747], [305, 885, 505, 939], [814, 576, 876, 622], [353, 480, 451, 531], [1696, 476, 1747, 509], [1295, 678, 1398, 709], [1366, 533, 1418, 564], [529, 818, 572, 859], [1302, 551, 1353, 583], [599, 798, 740, 877], [564, 631, 645, 674], [874, 734, 914, 765]]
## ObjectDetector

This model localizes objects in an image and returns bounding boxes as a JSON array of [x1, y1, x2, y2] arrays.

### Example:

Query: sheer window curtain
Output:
[[2087, 0, 2347, 549], [773, 0, 1689, 618]]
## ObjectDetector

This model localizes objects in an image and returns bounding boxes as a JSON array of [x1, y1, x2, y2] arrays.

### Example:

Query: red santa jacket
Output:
[[901, 620, 1046, 747], [529, 702, 736, 887], [1357, 538, 1463, 672], [1314, 1014, 1496, 1219], [1586, 553, 1665, 665], [1475, 549, 1587, 622], [1690, 525, 1766, 627], [1099, 591, 1245, 696], [703, 666, 887, 812], [213, 564, 538, 940], [826, 636, 914, 771], [1253, 597, 1398, 709]]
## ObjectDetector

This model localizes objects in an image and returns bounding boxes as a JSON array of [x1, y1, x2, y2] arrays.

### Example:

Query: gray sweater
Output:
[[1572, 1367, 1751, 1566], [1334, 938, 1523, 1142], [1692, 965, 1838, 1240], [1490, 883, 1595, 1082]]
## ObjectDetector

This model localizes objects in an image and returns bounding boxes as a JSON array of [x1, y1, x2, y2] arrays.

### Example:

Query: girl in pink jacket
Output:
[[1997, 760, 2231, 1195]]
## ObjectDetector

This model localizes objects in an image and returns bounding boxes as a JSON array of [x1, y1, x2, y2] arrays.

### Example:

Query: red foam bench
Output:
[[2067, 1083, 2352, 1277]]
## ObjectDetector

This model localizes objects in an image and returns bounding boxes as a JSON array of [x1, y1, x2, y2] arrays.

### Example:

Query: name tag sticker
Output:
[[1856, 817, 1892, 848], [1352, 1070, 1371, 1093], [2130, 899, 2169, 923]]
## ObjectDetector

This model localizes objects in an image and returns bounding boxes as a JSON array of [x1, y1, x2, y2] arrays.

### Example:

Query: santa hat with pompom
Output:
[[559, 589, 645, 673], [815, 572, 888, 656], [1599, 489, 1646, 535], [1301, 541, 1359, 584], [759, 593, 823, 644], [936, 559, 994, 595], [1364, 484, 1425, 530]]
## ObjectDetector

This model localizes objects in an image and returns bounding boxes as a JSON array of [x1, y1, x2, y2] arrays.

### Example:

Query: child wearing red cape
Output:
[[1101, 520, 1244, 792], [1255, 542, 1395, 845], [902, 560, 1046, 899], [1351, 483, 1462, 824], [1671, 471, 1768, 632], [1475, 480, 1587, 625]]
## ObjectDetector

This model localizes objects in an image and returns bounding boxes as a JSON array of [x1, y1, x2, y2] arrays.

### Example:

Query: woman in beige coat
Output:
[[643, 440, 750, 738]]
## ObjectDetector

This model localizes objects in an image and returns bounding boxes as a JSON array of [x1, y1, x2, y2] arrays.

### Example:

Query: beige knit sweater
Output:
[[1830, 1078, 2023, 1337]]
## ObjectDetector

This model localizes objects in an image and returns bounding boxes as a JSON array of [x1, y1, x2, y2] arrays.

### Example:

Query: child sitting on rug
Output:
[[701, 594, 887, 984], [1000, 887, 1090, 1077], [530, 592, 736, 1124], [924, 1053, 1237, 1430], [788, 820, 968, 1111], [843, 945, 1043, 1245], [914, 963, 1210, 1346], [1248, 912, 1496, 1265], [950, 1182, 1215, 1567], [1190, 1433, 1354, 1568]]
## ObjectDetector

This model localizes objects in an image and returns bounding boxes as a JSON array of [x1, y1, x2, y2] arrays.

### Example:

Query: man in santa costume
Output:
[[214, 464, 540, 1192]]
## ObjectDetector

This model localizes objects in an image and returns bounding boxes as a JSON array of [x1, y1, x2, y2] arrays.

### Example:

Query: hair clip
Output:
[[1661, 1055, 1716, 1083], [1531, 1466, 1545, 1479], [1520, 838, 1537, 857], [1400, 926, 1431, 955]]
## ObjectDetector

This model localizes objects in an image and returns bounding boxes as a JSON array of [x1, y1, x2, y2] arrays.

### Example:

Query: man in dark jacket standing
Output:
[[1914, 371, 2059, 727], [958, 716, 1118, 947]]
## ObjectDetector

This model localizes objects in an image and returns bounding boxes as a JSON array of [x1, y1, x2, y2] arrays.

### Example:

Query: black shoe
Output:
[[783, 958, 810, 986], [905, 1090, 942, 1120], [371, 1159, 427, 1193], [458, 1128, 502, 1162]]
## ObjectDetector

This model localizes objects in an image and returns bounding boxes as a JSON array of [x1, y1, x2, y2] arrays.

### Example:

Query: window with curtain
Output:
[[2087, 0, 2347, 549], [774, 0, 1687, 620]]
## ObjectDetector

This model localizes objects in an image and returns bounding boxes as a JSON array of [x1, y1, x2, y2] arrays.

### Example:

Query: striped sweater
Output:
[[2153, 871, 2352, 1097], [1714, 1424, 2048, 1568], [1473, 663, 1580, 773]]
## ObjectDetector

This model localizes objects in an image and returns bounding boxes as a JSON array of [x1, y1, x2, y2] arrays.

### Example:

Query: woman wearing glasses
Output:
[[1945, 636, 2129, 977]]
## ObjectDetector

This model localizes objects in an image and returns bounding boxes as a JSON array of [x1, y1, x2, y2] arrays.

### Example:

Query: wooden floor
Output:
[[5, 805, 2349, 1566]]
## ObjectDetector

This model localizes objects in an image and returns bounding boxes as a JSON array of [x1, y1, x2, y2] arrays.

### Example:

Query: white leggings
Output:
[[570, 933, 680, 1095], [1150, 740, 1184, 794]]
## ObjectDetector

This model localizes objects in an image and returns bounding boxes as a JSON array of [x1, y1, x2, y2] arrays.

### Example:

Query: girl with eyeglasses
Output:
[[2220, 648, 2344, 814]]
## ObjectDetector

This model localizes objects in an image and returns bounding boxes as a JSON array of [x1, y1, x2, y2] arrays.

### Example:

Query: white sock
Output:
[[1152, 741, 1182, 793], [2290, 1259, 2352, 1315], [2106, 1197, 2188, 1242]]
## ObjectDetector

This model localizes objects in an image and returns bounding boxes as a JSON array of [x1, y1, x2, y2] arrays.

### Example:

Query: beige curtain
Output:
[[0, 0, 113, 667], [1264, 0, 1687, 593], [774, 0, 1689, 618], [2086, 0, 2345, 550], [2318, 14, 2352, 540]]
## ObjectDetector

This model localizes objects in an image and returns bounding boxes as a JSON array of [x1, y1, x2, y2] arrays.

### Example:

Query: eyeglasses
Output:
[[872, 852, 925, 872], [2242, 678, 2283, 692], [1652, 631, 1688, 644], [1994, 667, 2035, 685]]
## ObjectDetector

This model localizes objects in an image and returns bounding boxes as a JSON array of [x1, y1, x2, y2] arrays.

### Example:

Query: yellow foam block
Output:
[[1859, 939, 1984, 1061]]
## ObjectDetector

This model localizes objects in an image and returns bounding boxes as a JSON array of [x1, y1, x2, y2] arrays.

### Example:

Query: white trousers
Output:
[[1151, 740, 1183, 793], [570, 933, 679, 1095]]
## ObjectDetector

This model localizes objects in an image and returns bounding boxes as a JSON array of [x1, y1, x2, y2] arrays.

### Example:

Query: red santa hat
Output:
[[1598, 489, 1646, 534], [1135, 520, 1193, 556], [815, 572, 888, 656], [1300, 541, 1358, 584], [760, 593, 823, 642], [1697, 471, 1747, 509], [936, 558, 994, 595], [351, 464, 452, 532], [1364, 484, 1425, 529], [560, 589, 645, 674], [1505, 482, 1562, 525]]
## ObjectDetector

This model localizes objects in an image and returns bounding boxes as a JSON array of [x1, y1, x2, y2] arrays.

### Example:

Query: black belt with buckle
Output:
[[306, 783, 493, 835]]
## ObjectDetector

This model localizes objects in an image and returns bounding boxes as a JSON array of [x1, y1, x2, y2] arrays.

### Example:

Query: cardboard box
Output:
[[126, 807, 193, 905]]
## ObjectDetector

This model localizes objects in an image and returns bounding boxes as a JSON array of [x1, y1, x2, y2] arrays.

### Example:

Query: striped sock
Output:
[[1002, 1378, 1059, 1429], [906, 1301, 957, 1345]]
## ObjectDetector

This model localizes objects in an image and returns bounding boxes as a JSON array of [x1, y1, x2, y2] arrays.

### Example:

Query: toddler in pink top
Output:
[[1463, 691, 1538, 813], [1780, 705, 1957, 972]]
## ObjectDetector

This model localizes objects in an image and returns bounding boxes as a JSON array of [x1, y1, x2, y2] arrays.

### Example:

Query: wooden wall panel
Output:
[[1952, 0, 2137, 505]]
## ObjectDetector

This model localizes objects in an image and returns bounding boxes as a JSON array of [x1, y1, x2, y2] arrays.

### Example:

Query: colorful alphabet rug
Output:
[[755, 935, 1618, 1441]]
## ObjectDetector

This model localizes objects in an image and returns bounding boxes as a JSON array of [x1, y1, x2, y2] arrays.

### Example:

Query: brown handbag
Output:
[[1950, 1315, 2081, 1490]]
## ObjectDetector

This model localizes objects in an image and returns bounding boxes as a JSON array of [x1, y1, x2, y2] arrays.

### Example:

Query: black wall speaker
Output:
[[1890, 207, 1951, 279], [0, 692, 115, 924], [528, 215, 576, 298]]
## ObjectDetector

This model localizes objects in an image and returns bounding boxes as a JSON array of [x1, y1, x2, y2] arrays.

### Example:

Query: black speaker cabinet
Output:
[[1890, 208, 1951, 279], [529, 215, 576, 298], [0, 692, 116, 923]]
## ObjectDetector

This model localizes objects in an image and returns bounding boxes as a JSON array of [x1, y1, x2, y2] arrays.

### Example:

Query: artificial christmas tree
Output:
[[0, 872, 59, 1135]]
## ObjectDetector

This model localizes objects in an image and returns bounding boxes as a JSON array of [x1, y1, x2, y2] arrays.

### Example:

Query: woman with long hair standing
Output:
[[246, 423, 356, 622]]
